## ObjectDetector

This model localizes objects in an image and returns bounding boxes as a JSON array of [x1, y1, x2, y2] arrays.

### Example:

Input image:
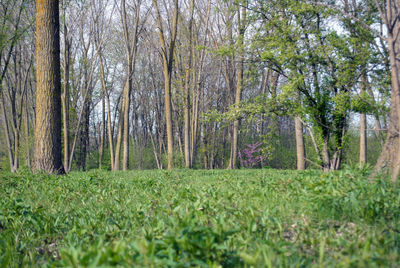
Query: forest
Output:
[[0, 0, 398, 177], [1, 0, 400, 266]]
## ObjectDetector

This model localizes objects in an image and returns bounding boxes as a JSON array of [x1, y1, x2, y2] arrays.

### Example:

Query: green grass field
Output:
[[0, 168, 399, 267]]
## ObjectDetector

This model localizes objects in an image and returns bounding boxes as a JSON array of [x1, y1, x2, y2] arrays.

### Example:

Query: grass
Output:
[[0, 167, 399, 267]]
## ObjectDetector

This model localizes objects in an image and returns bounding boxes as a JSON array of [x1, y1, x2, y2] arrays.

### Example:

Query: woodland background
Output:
[[0, 0, 389, 172]]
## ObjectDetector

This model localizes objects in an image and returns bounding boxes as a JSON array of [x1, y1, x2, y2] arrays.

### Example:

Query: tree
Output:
[[229, 2, 247, 169], [295, 116, 305, 170], [152, 0, 179, 170], [245, 0, 371, 171], [372, 0, 400, 183], [33, 0, 64, 174], [360, 72, 368, 166], [184, 0, 194, 168], [61, 0, 71, 172], [113, 0, 141, 171]]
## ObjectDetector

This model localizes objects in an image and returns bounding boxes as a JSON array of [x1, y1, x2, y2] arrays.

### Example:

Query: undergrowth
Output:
[[0, 168, 399, 267]]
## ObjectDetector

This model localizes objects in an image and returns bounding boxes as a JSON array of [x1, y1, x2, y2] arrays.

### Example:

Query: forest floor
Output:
[[0, 168, 399, 267]]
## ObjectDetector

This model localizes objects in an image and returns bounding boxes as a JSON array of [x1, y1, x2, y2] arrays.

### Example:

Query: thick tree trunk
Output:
[[33, 0, 64, 174], [373, 24, 400, 182], [372, 0, 400, 183], [295, 116, 305, 170]]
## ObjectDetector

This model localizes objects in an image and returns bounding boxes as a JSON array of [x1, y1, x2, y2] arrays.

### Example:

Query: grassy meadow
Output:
[[0, 168, 399, 267]]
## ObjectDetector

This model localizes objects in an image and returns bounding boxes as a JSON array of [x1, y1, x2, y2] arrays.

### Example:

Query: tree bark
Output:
[[95, 27, 114, 170], [61, 1, 70, 172], [184, 0, 194, 168], [358, 71, 368, 166], [371, 0, 400, 183], [229, 4, 246, 169], [24, 92, 31, 169], [114, 102, 124, 170], [33, 0, 64, 174], [99, 91, 105, 169], [359, 112, 367, 165], [119, 0, 141, 171], [152, 0, 179, 170], [295, 116, 305, 170], [322, 138, 330, 172]]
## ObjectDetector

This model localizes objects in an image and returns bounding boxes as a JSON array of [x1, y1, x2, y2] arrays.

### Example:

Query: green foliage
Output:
[[245, 0, 388, 168], [0, 169, 399, 267], [351, 91, 378, 114]]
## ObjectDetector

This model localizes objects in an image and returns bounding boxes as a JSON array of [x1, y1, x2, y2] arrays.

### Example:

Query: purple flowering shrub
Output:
[[238, 142, 266, 168]]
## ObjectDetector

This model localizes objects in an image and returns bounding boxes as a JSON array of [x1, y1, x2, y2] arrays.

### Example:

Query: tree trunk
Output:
[[295, 116, 305, 170], [122, 78, 131, 170], [229, 5, 246, 169], [359, 72, 368, 166], [184, 0, 194, 168], [164, 67, 174, 170], [373, 28, 400, 181], [62, 5, 70, 172], [120, 0, 140, 171], [13, 127, 19, 171], [96, 40, 114, 171], [99, 93, 105, 169], [114, 103, 124, 170], [372, 0, 400, 183], [33, 0, 64, 174], [184, 67, 191, 168], [359, 112, 367, 165], [0, 92, 16, 172], [322, 138, 330, 172], [189, 0, 211, 168], [24, 95, 31, 169], [152, 0, 179, 170], [78, 96, 90, 170]]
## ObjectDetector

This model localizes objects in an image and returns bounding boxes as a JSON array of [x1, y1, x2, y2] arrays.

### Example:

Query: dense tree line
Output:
[[0, 0, 398, 181]]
